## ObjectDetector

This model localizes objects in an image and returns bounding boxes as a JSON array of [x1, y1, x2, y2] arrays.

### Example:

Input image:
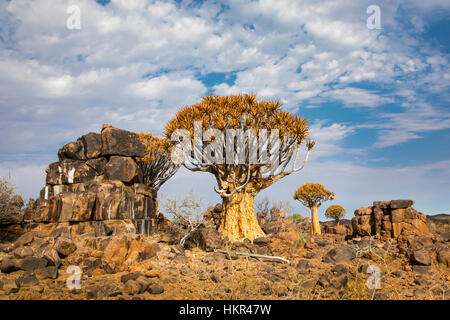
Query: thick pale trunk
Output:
[[335, 219, 340, 226], [219, 191, 265, 242], [310, 205, 321, 235]]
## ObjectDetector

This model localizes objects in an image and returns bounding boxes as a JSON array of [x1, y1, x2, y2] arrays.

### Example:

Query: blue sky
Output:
[[0, 0, 449, 220]]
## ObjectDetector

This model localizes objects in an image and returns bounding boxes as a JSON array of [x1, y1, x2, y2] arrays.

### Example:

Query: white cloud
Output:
[[323, 87, 393, 108]]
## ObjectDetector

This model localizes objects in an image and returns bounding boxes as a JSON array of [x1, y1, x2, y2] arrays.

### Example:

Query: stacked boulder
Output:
[[352, 200, 432, 240], [24, 124, 158, 236]]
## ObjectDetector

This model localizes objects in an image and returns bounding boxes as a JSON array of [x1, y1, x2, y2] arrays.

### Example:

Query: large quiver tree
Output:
[[164, 94, 315, 242]]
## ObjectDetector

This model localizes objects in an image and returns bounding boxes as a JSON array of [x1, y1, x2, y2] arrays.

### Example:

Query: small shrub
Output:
[[272, 199, 294, 215], [288, 213, 305, 223], [163, 190, 204, 247], [0, 176, 18, 215]]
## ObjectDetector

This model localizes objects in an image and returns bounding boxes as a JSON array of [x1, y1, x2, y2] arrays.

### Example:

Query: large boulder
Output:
[[58, 140, 86, 161], [20, 257, 48, 272], [85, 158, 107, 175], [323, 246, 356, 264], [101, 124, 145, 157], [46, 160, 83, 185], [188, 227, 222, 252], [91, 181, 134, 221], [105, 156, 142, 183], [411, 248, 431, 266], [390, 200, 414, 209], [81, 132, 102, 159], [55, 237, 77, 257]]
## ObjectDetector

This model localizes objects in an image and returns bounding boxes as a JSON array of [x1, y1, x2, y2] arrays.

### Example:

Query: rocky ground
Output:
[[0, 211, 448, 300]]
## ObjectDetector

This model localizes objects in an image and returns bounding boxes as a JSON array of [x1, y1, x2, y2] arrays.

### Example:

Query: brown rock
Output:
[[55, 237, 77, 257], [277, 228, 301, 242], [41, 247, 61, 268], [46, 160, 83, 185], [138, 241, 159, 260], [409, 219, 432, 237], [1, 278, 19, 294], [73, 162, 98, 184], [382, 220, 392, 231], [105, 156, 141, 183], [13, 232, 34, 248], [13, 247, 34, 259], [101, 124, 145, 157], [69, 191, 97, 222], [392, 222, 403, 237], [412, 265, 430, 274], [133, 195, 156, 219], [391, 209, 405, 223], [124, 280, 141, 295], [1, 258, 21, 273], [91, 181, 132, 221], [57, 193, 77, 222], [85, 157, 107, 175], [296, 260, 309, 273], [390, 200, 414, 209], [148, 284, 164, 295], [354, 207, 372, 216], [437, 248, 450, 267], [20, 257, 48, 272], [404, 207, 417, 219], [373, 201, 390, 209], [189, 227, 221, 252], [133, 183, 156, 198], [135, 276, 151, 293], [81, 132, 102, 159], [102, 236, 129, 273], [58, 140, 85, 161], [35, 266, 58, 280], [121, 271, 145, 283], [323, 246, 355, 264], [330, 274, 348, 289], [412, 249, 431, 266]]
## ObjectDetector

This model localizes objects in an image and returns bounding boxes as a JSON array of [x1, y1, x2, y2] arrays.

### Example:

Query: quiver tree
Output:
[[136, 133, 180, 191], [293, 183, 335, 235], [164, 94, 315, 242], [325, 204, 346, 226]]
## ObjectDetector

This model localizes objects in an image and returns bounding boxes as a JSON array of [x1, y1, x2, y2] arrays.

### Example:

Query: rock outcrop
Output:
[[0, 124, 160, 241], [352, 200, 432, 240]]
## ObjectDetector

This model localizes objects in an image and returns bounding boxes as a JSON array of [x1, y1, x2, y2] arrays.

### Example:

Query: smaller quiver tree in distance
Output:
[[325, 204, 346, 226], [293, 183, 335, 235]]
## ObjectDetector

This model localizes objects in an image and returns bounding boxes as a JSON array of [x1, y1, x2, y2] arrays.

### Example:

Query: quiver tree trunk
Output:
[[310, 205, 321, 235], [218, 190, 265, 242]]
